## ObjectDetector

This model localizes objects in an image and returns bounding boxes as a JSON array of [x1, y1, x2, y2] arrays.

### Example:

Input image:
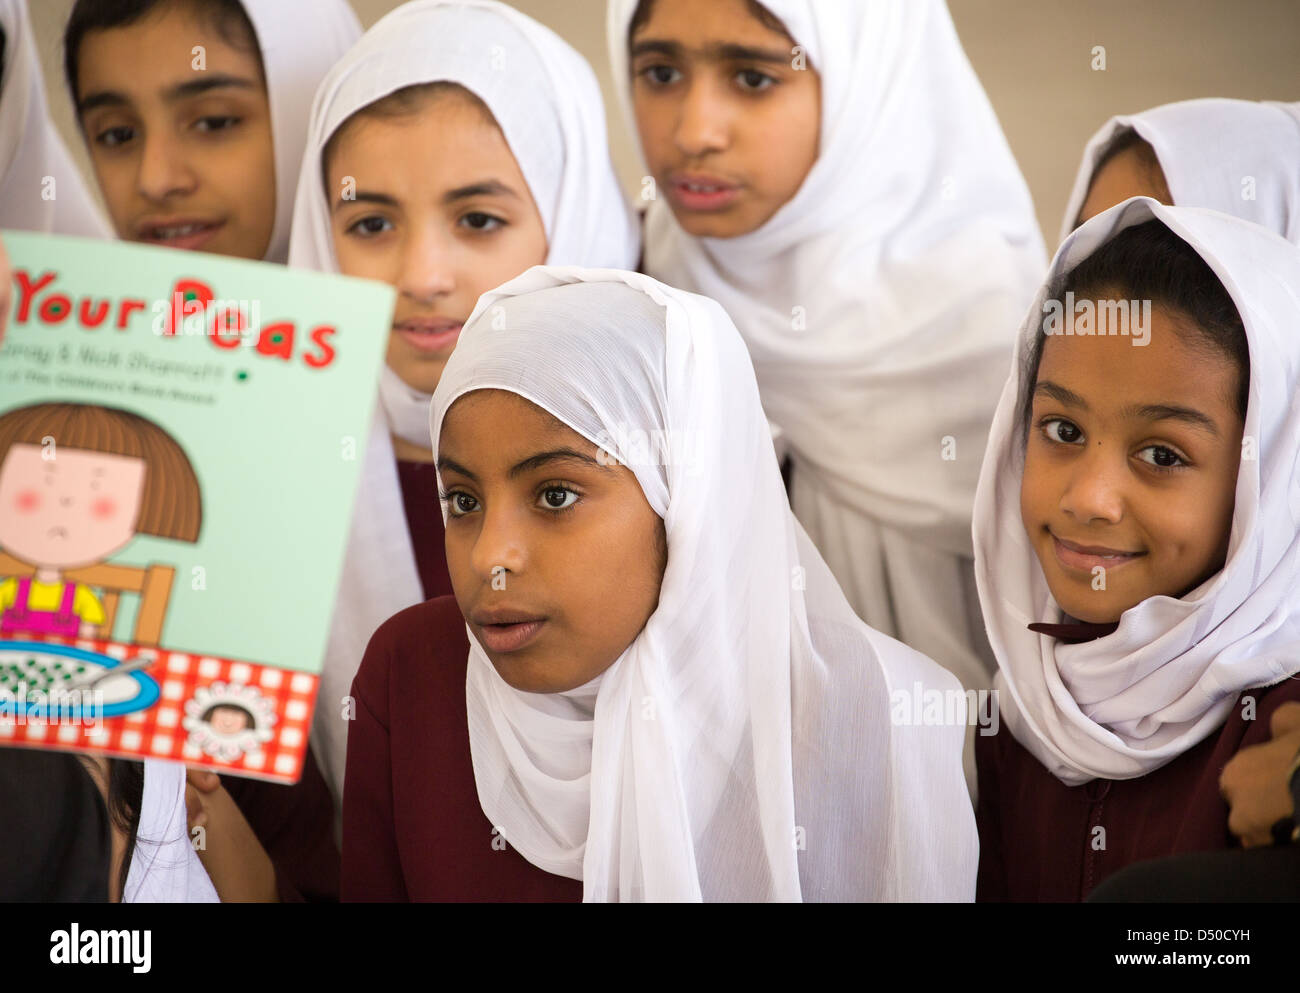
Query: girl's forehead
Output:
[[76, 7, 264, 100], [1, 443, 147, 472], [325, 100, 517, 190]]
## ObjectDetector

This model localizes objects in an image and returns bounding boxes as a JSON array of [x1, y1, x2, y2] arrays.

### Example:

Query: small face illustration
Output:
[[207, 704, 252, 735], [0, 444, 147, 569]]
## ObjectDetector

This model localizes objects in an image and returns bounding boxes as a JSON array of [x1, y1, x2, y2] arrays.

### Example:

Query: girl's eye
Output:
[[640, 64, 681, 86], [442, 491, 479, 517], [1041, 418, 1084, 445], [95, 126, 135, 148], [346, 215, 393, 237], [538, 486, 579, 512], [195, 116, 240, 133], [1137, 445, 1186, 471], [736, 69, 776, 92], [460, 212, 504, 233]]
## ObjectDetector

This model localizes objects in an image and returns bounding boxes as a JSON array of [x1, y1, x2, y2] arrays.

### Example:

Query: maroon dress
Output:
[[976, 676, 1300, 901], [341, 595, 581, 902]]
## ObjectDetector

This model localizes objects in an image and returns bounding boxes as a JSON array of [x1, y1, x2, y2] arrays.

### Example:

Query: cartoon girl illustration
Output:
[[0, 402, 201, 640], [183, 682, 275, 760]]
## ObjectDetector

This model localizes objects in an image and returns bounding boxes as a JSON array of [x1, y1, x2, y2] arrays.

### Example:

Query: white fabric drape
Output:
[[288, 0, 638, 813], [234, 0, 362, 262], [1059, 98, 1300, 245], [122, 760, 219, 903], [606, 0, 1047, 727], [431, 266, 978, 902], [0, 0, 109, 236], [974, 197, 1300, 786]]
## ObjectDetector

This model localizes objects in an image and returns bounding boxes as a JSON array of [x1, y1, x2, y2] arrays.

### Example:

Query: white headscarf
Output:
[[288, 0, 638, 811], [1059, 98, 1300, 245], [0, 0, 109, 236], [430, 266, 977, 902], [607, 0, 1046, 706], [231, 0, 362, 262], [123, 760, 219, 902], [974, 197, 1300, 786]]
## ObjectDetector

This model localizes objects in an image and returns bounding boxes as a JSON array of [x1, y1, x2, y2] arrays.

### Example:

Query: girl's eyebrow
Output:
[[443, 180, 519, 204], [1034, 380, 1088, 409], [631, 38, 790, 66], [1036, 381, 1221, 436], [333, 190, 398, 212], [333, 181, 519, 213], [437, 448, 613, 482], [1124, 403, 1221, 437], [77, 74, 259, 115]]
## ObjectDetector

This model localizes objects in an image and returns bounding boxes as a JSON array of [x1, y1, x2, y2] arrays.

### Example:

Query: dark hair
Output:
[[1071, 128, 1171, 230], [64, 0, 260, 103], [628, 0, 796, 46], [106, 759, 145, 900], [75, 756, 145, 900], [1019, 219, 1250, 438]]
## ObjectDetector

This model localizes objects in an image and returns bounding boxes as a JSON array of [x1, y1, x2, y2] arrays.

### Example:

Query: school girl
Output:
[[0, 0, 109, 235], [342, 266, 977, 902], [56, 0, 361, 901], [286, 0, 638, 815], [606, 0, 1047, 740], [1064, 98, 1300, 239], [63, 0, 360, 261], [972, 197, 1300, 900]]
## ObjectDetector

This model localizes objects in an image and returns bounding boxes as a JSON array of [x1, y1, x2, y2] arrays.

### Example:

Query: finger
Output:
[[1268, 701, 1300, 739], [184, 784, 205, 823], [186, 766, 222, 792]]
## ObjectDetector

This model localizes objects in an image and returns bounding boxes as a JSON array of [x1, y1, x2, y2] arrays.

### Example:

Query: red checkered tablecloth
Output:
[[0, 634, 317, 783]]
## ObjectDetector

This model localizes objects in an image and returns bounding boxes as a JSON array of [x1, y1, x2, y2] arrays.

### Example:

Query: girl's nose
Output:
[[674, 80, 731, 159], [1058, 446, 1126, 524], [397, 226, 457, 304], [470, 505, 527, 586], [136, 131, 199, 202]]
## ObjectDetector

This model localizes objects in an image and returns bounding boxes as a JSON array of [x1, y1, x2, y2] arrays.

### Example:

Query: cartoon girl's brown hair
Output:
[[0, 403, 202, 541]]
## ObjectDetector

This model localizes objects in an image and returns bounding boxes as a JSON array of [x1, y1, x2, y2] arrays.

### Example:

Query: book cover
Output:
[[0, 231, 393, 783]]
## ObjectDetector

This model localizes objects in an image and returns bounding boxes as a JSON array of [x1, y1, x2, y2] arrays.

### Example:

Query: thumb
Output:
[[1268, 701, 1300, 740], [185, 766, 222, 793]]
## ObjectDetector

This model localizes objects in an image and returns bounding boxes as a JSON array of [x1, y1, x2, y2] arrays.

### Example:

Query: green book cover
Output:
[[0, 231, 393, 782]]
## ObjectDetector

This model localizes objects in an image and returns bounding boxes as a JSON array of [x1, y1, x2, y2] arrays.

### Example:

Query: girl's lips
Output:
[[668, 175, 741, 212], [394, 322, 462, 353], [476, 619, 546, 654], [137, 220, 225, 251], [1052, 534, 1145, 574]]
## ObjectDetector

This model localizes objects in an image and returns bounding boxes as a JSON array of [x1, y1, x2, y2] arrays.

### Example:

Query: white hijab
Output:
[[607, 0, 1046, 701], [288, 0, 638, 809], [1060, 98, 1300, 245], [974, 197, 1300, 786], [0, 0, 109, 236], [431, 266, 977, 902], [236, 0, 361, 263], [123, 760, 219, 902]]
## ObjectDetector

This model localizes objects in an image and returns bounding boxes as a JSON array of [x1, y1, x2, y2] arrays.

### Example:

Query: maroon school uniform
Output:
[[341, 595, 581, 902], [976, 676, 1300, 901]]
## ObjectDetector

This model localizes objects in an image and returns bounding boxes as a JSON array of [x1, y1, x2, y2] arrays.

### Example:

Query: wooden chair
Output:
[[0, 552, 175, 647]]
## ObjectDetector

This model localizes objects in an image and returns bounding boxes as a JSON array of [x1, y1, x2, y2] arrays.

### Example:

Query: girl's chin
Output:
[[1047, 585, 1130, 626]]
